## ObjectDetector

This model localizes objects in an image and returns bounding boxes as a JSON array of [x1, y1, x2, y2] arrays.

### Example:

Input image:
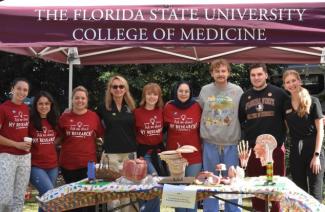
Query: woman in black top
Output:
[[283, 69, 324, 201], [97, 75, 137, 212], [98, 75, 137, 169]]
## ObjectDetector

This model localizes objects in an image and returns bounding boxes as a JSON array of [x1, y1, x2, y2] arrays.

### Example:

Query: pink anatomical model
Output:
[[254, 134, 277, 166]]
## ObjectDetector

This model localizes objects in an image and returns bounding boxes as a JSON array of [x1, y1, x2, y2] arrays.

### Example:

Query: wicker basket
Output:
[[159, 152, 188, 181], [167, 158, 188, 180], [96, 167, 121, 181], [159, 152, 183, 160]]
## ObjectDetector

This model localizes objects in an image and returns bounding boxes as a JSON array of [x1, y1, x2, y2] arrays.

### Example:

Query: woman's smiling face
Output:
[[283, 73, 301, 94], [177, 83, 190, 103]]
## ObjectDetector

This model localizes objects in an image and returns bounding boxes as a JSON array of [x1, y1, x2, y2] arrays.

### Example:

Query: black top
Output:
[[238, 84, 290, 147], [97, 101, 137, 153], [284, 96, 323, 142]]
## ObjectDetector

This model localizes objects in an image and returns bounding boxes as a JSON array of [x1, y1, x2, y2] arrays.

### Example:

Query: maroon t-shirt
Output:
[[134, 107, 163, 146], [0, 100, 29, 155], [30, 119, 58, 169], [58, 110, 104, 170], [164, 102, 202, 164]]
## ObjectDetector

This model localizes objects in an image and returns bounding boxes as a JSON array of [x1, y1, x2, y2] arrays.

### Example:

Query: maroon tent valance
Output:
[[0, 3, 324, 64], [1, 3, 325, 47]]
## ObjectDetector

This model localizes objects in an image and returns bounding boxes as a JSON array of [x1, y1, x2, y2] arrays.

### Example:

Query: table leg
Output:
[[212, 195, 255, 211], [106, 199, 139, 212], [265, 195, 270, 212], [96, 204, 107, 212]]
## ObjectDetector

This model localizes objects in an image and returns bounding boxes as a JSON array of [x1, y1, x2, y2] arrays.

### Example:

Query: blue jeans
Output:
[[185, 163, 202, 177], [202, 142, 241, 212], [144, 153, 160, 175], [139, 154, 162, 212], [175, 163, 202, 212], [30, 166, 58, 212], [139, 197, 160, 212]]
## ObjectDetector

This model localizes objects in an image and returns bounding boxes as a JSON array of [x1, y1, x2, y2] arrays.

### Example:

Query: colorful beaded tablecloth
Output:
[[38, 176, 325, 212]]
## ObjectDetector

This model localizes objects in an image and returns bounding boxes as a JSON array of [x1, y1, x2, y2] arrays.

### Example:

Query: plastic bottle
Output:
[[87, 161, 96, 183]]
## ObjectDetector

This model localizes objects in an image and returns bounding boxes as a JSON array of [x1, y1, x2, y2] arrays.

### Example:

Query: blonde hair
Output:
[[71, 85, 89, 109], [139, 83, 164, 108], [104, 75, 136, 111], [283, 69, 311, 117]]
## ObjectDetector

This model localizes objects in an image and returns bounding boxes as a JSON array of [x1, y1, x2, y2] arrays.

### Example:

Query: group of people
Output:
[[239, 64, 324, 211], [0, 59, 324, 212]]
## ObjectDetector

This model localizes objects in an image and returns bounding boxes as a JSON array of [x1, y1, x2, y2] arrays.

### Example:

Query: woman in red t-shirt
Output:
[[164, 82, 202, 212], [29, 91, 60, 212], [0, 78, 31, 211], [134, 83, 165, 212], [134, 83, 167, 176], [58, 86, 104, 186], [164, 81, 202, 173]]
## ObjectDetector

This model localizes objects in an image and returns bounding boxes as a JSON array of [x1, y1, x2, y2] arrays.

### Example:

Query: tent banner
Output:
[[0, 3, 325, 47]]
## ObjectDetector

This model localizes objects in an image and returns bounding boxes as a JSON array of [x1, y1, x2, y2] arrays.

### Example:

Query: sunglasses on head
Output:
[[111, 85, 125, 90]]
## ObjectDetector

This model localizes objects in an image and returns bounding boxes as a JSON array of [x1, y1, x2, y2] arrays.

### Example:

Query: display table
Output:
[[38, 176, 325, 212]]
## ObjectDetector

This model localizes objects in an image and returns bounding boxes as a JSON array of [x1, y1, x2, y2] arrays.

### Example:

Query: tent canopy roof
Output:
[[1, 0, 322, 6], [0, 1, 324, 64]]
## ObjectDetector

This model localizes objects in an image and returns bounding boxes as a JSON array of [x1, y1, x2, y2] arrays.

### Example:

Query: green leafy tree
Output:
[[96, 63, 255, 105], [0, 52, 285, 111]]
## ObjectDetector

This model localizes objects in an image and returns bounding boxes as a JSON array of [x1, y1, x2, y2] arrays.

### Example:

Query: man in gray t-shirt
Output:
[[198, 59, 243, 212]]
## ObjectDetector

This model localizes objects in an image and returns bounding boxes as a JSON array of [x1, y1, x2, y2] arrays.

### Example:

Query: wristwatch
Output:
[[314, 152, 320, 157]]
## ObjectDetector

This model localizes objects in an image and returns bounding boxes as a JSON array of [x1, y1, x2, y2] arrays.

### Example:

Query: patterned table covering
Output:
[[38, 176, 325, 212]]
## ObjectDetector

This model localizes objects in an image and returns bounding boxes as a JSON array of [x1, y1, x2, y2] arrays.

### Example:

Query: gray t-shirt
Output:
[[198, 82, 243, 145]]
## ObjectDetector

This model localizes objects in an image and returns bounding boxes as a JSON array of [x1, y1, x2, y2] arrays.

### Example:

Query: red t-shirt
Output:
[[0, 100, 29, 155], [29, 119, 58, 169], [58, 110, 104, 170], [134, 107, 163, 146], [164, 102, 202, 164]]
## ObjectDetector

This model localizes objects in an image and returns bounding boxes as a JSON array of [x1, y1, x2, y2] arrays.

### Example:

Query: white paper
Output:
[[161, 184, 197, 209]]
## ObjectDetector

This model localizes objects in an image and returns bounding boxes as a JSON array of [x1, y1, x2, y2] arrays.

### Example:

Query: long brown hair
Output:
[[104, 75, 136, 111], [283, 69, 311, 117], [30, 91, 59, 131], [139, 83, 164, 108]]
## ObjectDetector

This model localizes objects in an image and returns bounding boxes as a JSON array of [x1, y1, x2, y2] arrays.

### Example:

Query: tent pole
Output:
[[68, 62, 73, 109], [67, 47, 80, 109]]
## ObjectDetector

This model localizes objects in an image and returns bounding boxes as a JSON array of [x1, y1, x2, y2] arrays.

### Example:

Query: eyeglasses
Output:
[[111, 85, 125, 90]]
